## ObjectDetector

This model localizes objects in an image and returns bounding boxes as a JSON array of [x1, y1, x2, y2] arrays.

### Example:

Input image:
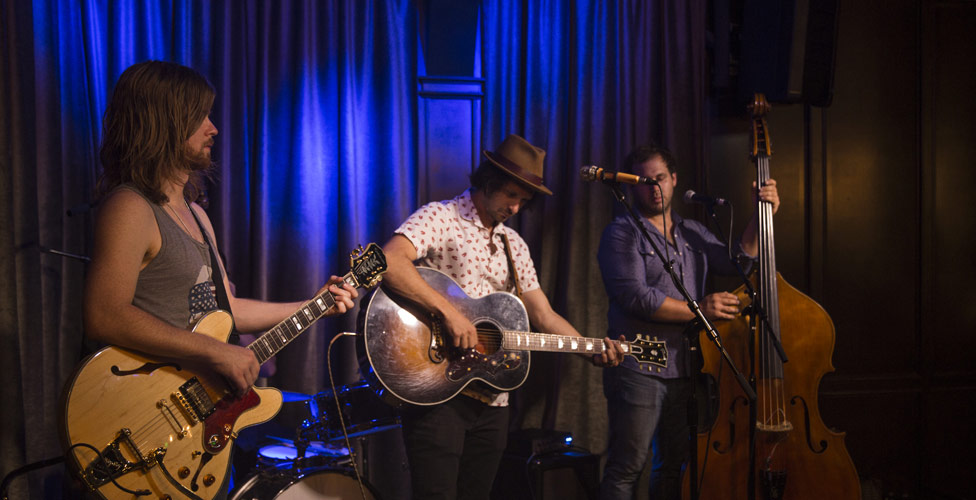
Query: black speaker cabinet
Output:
[[737, 0, 839, 107]]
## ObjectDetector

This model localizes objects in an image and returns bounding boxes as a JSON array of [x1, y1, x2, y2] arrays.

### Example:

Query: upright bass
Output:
[[684, 94, 860, 500]]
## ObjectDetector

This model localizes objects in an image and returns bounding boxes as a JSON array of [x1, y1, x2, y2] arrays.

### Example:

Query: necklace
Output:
[[167, 199, 197, 240], [166, 199, 213, 281]]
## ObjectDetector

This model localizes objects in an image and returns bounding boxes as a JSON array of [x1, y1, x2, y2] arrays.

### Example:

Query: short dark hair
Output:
[[470, 161, 514, 195], [623, 144, 676, 175], [469, 161, 538, 210]]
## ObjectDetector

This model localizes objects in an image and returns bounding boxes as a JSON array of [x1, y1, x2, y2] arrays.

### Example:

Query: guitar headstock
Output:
[[627, 334, 668, 368], [348, 243, 387, 289]]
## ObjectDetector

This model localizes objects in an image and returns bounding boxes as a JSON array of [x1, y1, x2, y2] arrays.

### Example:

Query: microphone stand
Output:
[[604, 183, 755, 500], [702, 202, 786, 363], [701, 200, 787, 500]]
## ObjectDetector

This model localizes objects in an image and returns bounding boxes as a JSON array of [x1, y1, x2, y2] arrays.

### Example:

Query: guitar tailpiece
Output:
[[66, 442, 151, 497]]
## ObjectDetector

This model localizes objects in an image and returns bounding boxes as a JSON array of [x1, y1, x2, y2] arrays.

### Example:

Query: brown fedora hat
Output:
[[482, 134, 553, 195]]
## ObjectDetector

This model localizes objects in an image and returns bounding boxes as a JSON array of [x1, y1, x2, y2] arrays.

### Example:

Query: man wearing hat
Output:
[[380, 134, 624, 499]]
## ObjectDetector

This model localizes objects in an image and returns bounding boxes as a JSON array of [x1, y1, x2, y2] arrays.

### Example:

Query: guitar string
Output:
[[126, 337, 615, 455], [125, 289, 353, 459], [132, 405, 193, 451], [465, 328, 613, 352], [108, 268, 370, 473], [127, 389, 212, 457], [471, 328, 607, 346], [130, 414, 181, 458]]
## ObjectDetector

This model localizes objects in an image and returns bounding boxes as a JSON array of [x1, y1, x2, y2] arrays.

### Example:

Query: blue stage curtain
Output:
[[0, 1, 415, 497], [480, 0, 708, 453], [1, 1, 706, 497]]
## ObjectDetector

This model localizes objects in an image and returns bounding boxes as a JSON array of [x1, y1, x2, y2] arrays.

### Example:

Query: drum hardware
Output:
[[324, 332, 373, 500], [229, 467, 380, 500], [233, 332, 397, 500], [304, 382, 401, 442]]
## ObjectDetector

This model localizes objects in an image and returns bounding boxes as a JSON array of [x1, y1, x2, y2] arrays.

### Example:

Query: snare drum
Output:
[[306, 382, 400, 441], [231, 468, 378, 500]]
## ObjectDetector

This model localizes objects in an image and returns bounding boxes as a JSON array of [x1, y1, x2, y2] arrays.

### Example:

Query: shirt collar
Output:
[[458, 188, 491, 230], [637, 211, 686, 236]]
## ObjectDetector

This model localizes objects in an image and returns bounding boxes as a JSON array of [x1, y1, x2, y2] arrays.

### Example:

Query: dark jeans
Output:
[[600, 368, 691, 500], [401, 395, 509, 500]]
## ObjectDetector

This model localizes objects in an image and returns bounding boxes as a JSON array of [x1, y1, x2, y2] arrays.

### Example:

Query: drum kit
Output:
[[231, 382, 404, 500]]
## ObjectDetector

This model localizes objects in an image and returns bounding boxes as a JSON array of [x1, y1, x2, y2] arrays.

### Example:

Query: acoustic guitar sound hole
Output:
[[473, 321, 503, 355]]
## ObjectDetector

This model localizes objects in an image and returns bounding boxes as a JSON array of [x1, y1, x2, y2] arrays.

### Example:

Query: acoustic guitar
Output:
[[358, 266, 668, 406]]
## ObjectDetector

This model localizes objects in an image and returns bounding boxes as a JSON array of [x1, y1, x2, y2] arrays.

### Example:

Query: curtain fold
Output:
[[1, 1, 704, 497], [1, 2, 415, 497], [481, 0, 707, 454]]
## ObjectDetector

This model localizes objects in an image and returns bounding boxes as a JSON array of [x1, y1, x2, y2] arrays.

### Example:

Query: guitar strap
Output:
[[186, 203, 241, 345], [499, 232, 523, 298], [458, 231, 525, 407]]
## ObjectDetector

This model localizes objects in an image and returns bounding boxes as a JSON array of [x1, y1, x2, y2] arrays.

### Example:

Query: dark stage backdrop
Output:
[[0, 1, 706, 498]]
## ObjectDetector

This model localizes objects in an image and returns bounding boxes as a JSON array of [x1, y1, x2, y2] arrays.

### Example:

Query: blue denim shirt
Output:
[[597, 213, 753, 379]]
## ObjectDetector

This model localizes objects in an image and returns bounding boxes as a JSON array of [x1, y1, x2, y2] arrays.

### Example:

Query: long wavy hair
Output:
[[96, 60, 215, 206]]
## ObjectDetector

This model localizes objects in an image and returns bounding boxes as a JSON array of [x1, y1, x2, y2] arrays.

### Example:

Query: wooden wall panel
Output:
[[920, 3, 976, 499], [822, 0, 920, 376], [829, 392, 921, 494], [923, 3, 976, 375], [706, 0, 976, 497], [417, 77, 485, 205], [922, 388, 976, 498]]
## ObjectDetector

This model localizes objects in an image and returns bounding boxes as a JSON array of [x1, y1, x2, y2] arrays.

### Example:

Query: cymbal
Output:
[[281, 391, 312, 403]]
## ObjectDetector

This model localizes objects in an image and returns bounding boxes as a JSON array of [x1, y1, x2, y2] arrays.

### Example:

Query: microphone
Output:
[[684, 190, 728, 207], [580, 165, 658, 186]]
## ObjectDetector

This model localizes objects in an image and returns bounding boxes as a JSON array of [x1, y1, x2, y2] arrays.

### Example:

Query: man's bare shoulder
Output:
[[97, 187, 153, 218], [94, 188, 158, 243]]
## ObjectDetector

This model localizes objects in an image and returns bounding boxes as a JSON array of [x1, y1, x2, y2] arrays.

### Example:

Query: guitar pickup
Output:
[[173, 377, 216, 423]]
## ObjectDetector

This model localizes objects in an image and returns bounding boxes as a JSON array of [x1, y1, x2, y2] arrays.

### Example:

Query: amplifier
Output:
[[506, 428, 573, 457]]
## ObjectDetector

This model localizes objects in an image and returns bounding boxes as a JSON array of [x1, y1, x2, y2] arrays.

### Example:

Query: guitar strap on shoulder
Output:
[[499, 231, 523, 299], [186, 203, 241, 345]]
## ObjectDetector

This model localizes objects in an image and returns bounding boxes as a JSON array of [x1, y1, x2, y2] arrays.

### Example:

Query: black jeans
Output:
[[401, 396, 509, 500], [600, 369, 691, 500]]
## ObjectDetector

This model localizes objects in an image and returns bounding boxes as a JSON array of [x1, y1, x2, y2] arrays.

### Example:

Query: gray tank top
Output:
[[121, 186, 219, 329]]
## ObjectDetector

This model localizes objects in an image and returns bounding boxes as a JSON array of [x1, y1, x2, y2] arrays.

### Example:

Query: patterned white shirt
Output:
[[395, 189, 541, 406], [396, 189, 540, 298]]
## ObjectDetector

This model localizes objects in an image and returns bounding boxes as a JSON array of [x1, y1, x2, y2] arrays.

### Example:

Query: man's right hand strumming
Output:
[[441, 308, 480, 349], [211, 342, 260, 396]]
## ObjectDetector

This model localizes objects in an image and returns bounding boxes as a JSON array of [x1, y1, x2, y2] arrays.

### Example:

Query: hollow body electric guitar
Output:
[[60, 244, 386, 500], [358, 267, 668, 406]]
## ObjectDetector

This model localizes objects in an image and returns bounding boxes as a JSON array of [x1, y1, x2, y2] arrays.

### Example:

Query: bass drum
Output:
[[231, 468, 379, 500]]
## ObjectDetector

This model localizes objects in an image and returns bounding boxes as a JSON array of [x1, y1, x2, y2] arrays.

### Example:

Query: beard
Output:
[[637, 195, 670, 218], [493, 209, 512, 224], [184, 142, 214, 172]]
